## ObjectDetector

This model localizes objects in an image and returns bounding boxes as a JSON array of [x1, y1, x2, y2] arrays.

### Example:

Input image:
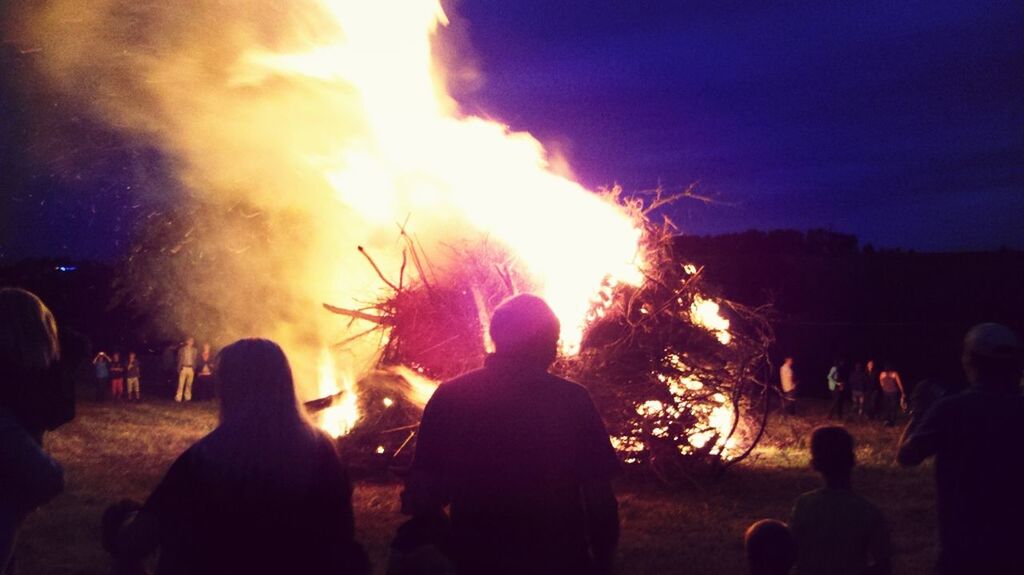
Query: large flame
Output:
[[19, 0, 642, 405]]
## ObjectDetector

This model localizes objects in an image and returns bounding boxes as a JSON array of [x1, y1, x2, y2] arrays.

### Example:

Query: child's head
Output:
[[128, 351, 136, 361], [745, 519, 796, 575], [113, 351, 121, 361], [810, 426, 855, 483]]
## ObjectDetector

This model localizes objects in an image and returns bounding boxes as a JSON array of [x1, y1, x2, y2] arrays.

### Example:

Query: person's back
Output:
[[405, 295, 619, 575], [790, 426, 889, 575], [790, 487, 887, 575], [419, 360, 614, 572], [140, 428, 361, 575], [897, 323, 1024, 574], [110, 339, 368, 575]]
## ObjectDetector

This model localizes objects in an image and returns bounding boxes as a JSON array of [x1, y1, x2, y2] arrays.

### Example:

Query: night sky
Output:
[[2, 0, 1023, 261]]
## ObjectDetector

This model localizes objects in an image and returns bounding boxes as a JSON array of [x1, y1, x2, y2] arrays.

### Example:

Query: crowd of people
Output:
[[90, 339, 217, 403], [780, 356, 915, 426], [2, 286, 1023, 574]]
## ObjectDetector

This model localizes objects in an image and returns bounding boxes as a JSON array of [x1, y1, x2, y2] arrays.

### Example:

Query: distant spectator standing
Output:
[[897, 323, 1024, 574], [865, 360, 882, 419], [790, 426, 891, 575], [848, 363, 870, 418], [877, 364, 905, 426], [0, 288, 67, 573], [194, 343, 215, 400], [745, 519, 797, 575], [826, 360, 847, 420], [175, 338, 196, 403], [780, 357, 797, 415], [126, 352, 141, 401], [93, 351, 111, 401], [110, 352, 125, 401]]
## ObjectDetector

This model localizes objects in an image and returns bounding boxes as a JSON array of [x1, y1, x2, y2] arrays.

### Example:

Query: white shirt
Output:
[[781, 363, 796, 392]]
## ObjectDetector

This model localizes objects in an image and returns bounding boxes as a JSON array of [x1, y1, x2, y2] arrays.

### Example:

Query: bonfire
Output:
[[316, 189, 773, 482]]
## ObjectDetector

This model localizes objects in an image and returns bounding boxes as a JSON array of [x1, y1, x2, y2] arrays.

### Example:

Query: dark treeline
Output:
[[5, 229, 1024, 397], [674, 229, 1024, 396]]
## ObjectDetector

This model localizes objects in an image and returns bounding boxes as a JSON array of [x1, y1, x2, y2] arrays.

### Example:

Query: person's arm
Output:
[[402, 388, 453, 516], [574, 389, 621, 574], [582, 480, 618, 575], [0, 425, 64, 516], [864, 512, 892, 575], [896, 399, 944, 466]]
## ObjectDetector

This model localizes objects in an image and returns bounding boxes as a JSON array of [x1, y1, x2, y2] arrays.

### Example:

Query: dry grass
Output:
[[19, 397, 936, 574]]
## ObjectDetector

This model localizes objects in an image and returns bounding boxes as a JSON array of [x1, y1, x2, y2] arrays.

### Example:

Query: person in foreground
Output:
[[0, 288, 67, 573], [402, 294, 620, 575], [897, 323, 1024, 575], [104, 338, 369, 575], [745, 519, 797, 575], [790, 426, 890, 575]]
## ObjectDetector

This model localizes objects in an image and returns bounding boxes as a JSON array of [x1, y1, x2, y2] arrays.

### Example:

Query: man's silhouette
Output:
[[402, 294, 620, 575], [897, 323, 1024, 574]]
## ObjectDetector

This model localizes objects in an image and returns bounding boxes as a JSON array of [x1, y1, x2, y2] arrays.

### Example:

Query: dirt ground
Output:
[[18, 397, 937, 574]]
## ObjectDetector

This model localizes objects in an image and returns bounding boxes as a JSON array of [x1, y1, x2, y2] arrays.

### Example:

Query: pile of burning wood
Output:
[[319, 195, 773, 483]]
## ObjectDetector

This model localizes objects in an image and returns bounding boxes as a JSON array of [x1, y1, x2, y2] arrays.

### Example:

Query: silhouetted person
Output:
[[865, 359, 882, 419], [0, 288, 67, 573], [826, 359, 847, 420], [745, 519, 797, 575], [897, 323, 1024, 575], [402, 294, 620, 575], [849, 362, 869, 418], [790, 426, 890, 575], [105, 339, 369, 575]]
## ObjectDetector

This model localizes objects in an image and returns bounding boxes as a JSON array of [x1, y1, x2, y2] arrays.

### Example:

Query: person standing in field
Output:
[[175, 338, 196, 403], [104, 338, 369, 575], [194, 343, 215, 400], [780, 357, 797, 415], [93, 351, 111, 401], [109, 352, 125, 401], [826, 359, 847, 420], [402, 294, 620, 575], [126, 352, 141, 401], [0, 288, 67, 573], [790, 426, 891, 575], [848, 362, 870, 418], [865, 359, 882, 419], [897, 323, 1024, 575], [877, 364, 905, 426]]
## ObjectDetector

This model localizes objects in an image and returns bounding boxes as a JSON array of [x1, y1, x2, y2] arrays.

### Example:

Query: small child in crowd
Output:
[[745, 519, 797, 575], [109, 352, 125, 400], [789, 426, 890, 575]]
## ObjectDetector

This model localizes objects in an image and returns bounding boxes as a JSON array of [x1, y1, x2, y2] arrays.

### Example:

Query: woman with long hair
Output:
[[0, 287, 66, 572], [107, 338, 368, 575]]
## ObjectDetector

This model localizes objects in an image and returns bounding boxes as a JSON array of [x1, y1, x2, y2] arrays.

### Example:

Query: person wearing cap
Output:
[[897, 323, 1024, 574], [401, 294, 620, 575]]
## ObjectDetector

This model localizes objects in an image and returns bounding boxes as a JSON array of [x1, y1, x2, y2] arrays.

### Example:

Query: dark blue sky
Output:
[[450, 0, 1024, 250], [1, 0, 1022, 261]]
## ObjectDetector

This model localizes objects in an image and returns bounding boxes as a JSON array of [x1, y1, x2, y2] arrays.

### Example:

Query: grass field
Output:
[[19, 396, 937, 574]]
